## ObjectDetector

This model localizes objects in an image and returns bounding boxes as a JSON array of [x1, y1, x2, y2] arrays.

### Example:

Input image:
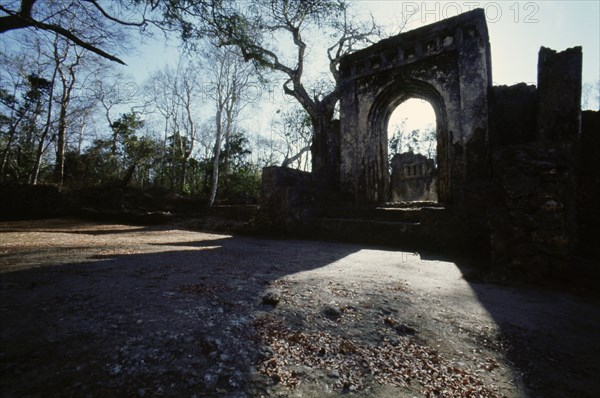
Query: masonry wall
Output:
[[258, 10, 590, 283], [489, 84, 537, 146], [578, 110, 600, 256], [338, 9, 491, 206], [488, 47, 582, 278]]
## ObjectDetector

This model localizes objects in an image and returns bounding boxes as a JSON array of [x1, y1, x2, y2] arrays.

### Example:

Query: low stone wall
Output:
[[258, 167, 317, 232]]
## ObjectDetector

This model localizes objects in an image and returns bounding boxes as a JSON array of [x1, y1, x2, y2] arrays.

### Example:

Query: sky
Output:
[[2, 1, 596, 138], [124, 1, 599, 86], [366, 0, 600, 135], [119, 0, 599, 139], [366, 0, 599, 85]]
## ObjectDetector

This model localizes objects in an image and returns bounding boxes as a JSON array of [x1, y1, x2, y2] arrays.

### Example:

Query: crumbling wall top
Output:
[[340, 8, 489, 81]]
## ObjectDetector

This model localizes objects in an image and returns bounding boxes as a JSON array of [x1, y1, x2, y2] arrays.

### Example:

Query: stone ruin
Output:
[[259, 9, 600, 280], [390, 152, 437, 202]]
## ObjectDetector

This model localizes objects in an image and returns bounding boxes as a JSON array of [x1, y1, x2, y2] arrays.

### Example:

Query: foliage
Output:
[[389, 121, 437, 165], [272, 105, 313, 170], [0, 72, 53, 183], [152, 0, 381, 183], [0, 0, 384, 205]]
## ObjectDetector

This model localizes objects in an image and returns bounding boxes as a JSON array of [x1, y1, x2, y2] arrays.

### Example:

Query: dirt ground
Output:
[[1, 218, 598, 397]]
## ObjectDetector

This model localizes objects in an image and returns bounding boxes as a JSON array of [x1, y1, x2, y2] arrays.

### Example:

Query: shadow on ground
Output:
[[1, 232, 360, 397], [1, 221, 598, 397]]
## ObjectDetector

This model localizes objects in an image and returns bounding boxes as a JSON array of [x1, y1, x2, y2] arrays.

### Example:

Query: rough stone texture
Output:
[[489, 144, 575, 278], [487, 46, 582, 277], [258, 166, 318, 231], [489, 84, 537, 146], [339, 8, 491, 205], [578, 110, 600, 255], [390, 152, 437, 202], [259, 9, 590, 282], [312, 119, 341, 190], [537, 46, 582, 142]]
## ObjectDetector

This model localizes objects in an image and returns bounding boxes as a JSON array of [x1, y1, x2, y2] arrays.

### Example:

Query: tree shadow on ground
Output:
[[1, 230, 598, 397], [448, 254, 600, 398], [0, 234, 361, 397]]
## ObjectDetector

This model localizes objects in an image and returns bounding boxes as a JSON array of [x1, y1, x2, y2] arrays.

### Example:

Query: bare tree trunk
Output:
[[77, 121, 85, 155], [282, 144, 311, 168], [53, 40, 81, 185], [159, 117, 168, 186], [30, 62, 59, 185], [30, 131, 50, 185], [54, 95, 68, 184], [31, 119, 56, 185], [0, 128, 17, 181], [208, 108, 223, 207]]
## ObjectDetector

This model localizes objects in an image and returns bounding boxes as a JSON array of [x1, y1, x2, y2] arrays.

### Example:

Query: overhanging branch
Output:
[[0, 1, 126, 65]]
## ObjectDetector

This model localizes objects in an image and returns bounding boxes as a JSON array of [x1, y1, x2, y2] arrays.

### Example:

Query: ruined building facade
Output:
[[390, 152, 437, 202], [260, 9, 599, 279]]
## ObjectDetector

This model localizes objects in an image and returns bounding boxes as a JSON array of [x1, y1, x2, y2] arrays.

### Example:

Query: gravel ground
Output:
[[0, 218, 598, 397]]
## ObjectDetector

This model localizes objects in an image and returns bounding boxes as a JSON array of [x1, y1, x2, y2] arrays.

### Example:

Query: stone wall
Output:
[[578, 110, 600, 255], [537, 47, 582, 142], [489, 84, 537, 146], [489, 144, 575, 278], [258, 166, 317, 232], [488, 46, 582, 277]]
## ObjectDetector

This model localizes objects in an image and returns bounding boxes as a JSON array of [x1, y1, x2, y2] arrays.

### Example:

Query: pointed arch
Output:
[[367, 78, 451, 203]]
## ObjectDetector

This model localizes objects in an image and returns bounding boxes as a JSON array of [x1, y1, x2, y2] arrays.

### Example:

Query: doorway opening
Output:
[[387, 98, 438, 203]]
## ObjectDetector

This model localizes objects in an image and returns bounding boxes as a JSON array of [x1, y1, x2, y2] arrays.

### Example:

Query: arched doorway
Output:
[[338, 8, 490, 206], [366, 79, 450, 204], [387, 98, 438, 203]]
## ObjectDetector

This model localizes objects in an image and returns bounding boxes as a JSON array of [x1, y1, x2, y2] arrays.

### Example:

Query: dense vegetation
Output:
[[1, 0, 376, 205]]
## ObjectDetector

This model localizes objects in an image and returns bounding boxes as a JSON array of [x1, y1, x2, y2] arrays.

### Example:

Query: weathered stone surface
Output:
[[578, 110, 600, 256], [390, 152, 437, 202], [537, 46, 582, 142], [339, 8, 491, 205], [489, 83, 537, 146], [258, 8, 591, 283], [489, 144, 576, 275], [258, 166, 317, 232]]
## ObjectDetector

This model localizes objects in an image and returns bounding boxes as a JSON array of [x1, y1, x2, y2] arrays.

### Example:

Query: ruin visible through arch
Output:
[[387, 98, 438, 203], [260, 7, 591, 278]]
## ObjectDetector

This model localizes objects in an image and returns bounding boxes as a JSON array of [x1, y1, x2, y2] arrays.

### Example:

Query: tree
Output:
[[272, 104, 312, 170], [2, 1, 132, 186], [216, 130, 261, 204], [108, 111, 158, 187], [0, 0, 152, 64], [145, 58, 201, 192], [52, 36, 84, 185], [581, 80, 600, 111], [90, 72, 142, 157], [389, 120, 437, 165], [0, 71, 52, 183], [154, 0, 383, 188], [199, 44, 256, 207]]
